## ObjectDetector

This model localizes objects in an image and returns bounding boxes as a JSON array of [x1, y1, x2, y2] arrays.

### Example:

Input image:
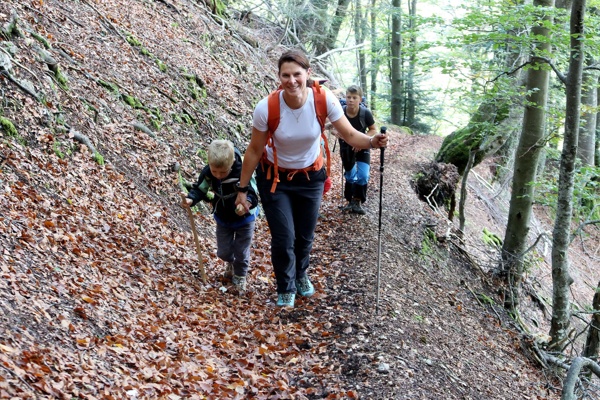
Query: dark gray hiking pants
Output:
[[256, 166, 326, 294]]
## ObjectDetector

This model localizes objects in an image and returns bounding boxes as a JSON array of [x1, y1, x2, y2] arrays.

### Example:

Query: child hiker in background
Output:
[[338, 85, 376, 215], [181, 139, 259, 293]]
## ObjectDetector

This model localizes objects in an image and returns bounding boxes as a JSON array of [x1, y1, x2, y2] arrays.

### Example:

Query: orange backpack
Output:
[[264, 80, 331, 193]]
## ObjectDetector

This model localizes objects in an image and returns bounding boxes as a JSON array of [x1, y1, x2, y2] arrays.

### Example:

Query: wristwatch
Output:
[[235, 182, 249, 193]]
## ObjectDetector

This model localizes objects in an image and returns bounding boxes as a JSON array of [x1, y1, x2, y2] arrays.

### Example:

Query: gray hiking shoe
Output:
[[232, 274, 247, 292], [296, 275, 315, 297], [351, 199, 365, 215], [224, 262, 233, 279]]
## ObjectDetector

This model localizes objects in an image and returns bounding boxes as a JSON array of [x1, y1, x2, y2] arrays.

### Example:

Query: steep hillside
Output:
[[1, 1, 598, 399]]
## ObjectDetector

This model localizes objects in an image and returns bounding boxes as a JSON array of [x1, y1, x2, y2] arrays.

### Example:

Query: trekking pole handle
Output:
[[379, 126, 387, 171]]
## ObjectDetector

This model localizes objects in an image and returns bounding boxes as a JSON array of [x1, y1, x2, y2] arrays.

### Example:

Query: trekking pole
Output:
[[180, 193, 208, 284], [341, 167, 344, 206], [375, 126, 387, 315]]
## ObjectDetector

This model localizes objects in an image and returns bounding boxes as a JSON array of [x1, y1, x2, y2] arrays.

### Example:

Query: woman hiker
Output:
[[235, 49, 388, 308]]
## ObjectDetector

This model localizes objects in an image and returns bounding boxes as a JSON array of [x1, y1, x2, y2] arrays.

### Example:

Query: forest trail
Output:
[[1, 0, 598, 398]]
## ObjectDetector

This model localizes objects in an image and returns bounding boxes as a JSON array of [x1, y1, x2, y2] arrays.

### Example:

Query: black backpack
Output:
[[343, 104, 367, 132]]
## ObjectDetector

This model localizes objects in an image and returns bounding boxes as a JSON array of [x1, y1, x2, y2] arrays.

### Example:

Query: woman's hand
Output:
[[235, 192, 250, 214], [332, 117, 389, 150], [370, 133, 388, 148], [235, 200, 252, 216]]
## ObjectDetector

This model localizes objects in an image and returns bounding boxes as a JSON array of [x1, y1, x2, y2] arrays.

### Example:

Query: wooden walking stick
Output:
[[180, 193, 207, 283]]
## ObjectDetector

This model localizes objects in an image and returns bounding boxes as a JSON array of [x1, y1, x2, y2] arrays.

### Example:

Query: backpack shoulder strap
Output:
[[267, 89, 282, 135], [266, 88, 282, 192], [359, 105, 366, 132], [312, 81, 328, 130], [311, 81, 331, 177]]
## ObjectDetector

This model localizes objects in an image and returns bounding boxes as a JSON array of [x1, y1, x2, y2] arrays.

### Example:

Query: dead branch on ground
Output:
[[559, 357, 600, 400], [70, 129, 98, 156]]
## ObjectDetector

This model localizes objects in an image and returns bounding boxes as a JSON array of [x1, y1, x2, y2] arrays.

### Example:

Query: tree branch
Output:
[[561, 357, 600, 400], [570, 217, 600, 244], [313, 43, 367, 61], [490, 57, 567, 85]]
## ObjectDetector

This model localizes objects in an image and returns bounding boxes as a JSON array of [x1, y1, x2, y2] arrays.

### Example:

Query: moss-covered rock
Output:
[[30, 31, 51, 49], [54, 65, 69, 90], [0, 116, 18, 137], [98, 79, 120, 95], [126, 34, 142, 47], [122, 94, 144, 109], [436, 99, 510, 174], [156, 59, 167, 72]]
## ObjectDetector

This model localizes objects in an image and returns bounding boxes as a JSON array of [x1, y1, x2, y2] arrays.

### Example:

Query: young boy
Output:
[[338, 85, 376, 214], [181, 140, 259, 293]]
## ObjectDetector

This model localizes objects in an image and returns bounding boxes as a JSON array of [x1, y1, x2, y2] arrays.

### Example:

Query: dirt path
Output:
[[307, 129, 560, 399]]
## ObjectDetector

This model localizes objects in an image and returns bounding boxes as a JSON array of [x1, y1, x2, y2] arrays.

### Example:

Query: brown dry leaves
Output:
[[0, 138, 361, 399]]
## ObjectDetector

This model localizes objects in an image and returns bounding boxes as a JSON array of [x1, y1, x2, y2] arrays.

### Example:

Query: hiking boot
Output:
[[341, 200, 355, 212], [276, 293, 295, 308], [351, 200, 365, 215], [296, 275, 315, 297], [223, 262, 233, 279], [232, 274, 247, 292]]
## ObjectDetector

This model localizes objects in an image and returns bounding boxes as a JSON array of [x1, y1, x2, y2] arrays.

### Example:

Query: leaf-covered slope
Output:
[[1, 0, 340, 398]]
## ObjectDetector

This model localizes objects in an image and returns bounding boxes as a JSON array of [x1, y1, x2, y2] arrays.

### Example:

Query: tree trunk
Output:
[[405, 0, 417, 127], [500, 0, 554, 311], [596, 97, 600, 166], [369, 0, 380, 112], [390, 0, 403, 125], [354, 0, 368, 94], [549, 0, 586, 350], [296, 0, 351, 57], [577, 69, 598, 166], [583, 280, 600, 360]]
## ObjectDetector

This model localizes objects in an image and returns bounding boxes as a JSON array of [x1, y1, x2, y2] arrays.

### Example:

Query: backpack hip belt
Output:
[[260, 151, 324, 191]]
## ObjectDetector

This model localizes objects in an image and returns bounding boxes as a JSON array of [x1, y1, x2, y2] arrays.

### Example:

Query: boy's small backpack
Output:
[[265, 80, 331, 193]]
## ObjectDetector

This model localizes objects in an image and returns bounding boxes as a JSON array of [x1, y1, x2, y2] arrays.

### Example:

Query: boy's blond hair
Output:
[[207, 140, 235, 169]]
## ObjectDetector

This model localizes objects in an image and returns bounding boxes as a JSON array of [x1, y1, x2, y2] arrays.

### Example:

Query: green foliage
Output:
[[213, 0, 226, 16], [122, 94, 144, 109], [126, 34, 142, 47], [148, 107, 163, 130], [196, 148, 208, 163], [0, 116, 19, 137], [419, 227, 437, 260], [187, 79, 207, 101], [54, 65, 69, 90], [156, 59, 167, 72], [93, 152, 104, 165], [476, 293, 495, 306], [482, 228, 502, 248], [127, 36, 168, 73], [53, 140, 65, 159], [177, 112, 193, 125], [30, 30, 51, 49], [535, 152, 600, 221], [98, 79, 120, 95]]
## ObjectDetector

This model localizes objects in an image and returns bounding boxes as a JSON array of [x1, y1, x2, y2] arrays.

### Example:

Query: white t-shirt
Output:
[[253, 88, 344, 169]]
